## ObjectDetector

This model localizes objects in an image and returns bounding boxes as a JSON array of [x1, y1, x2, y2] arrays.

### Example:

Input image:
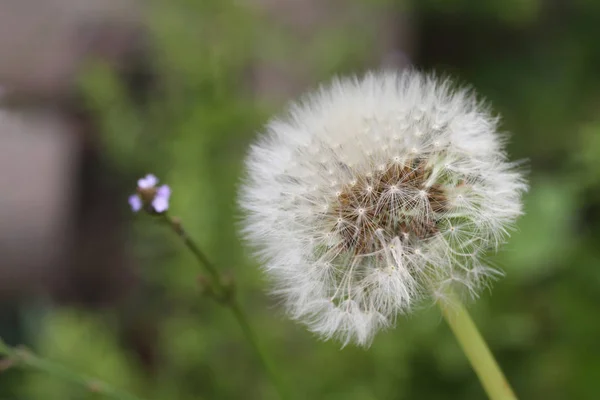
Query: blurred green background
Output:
[[1, 0, 600, 399]]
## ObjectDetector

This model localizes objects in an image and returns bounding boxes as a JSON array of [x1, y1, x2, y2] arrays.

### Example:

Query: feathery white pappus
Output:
[[239, 70, 527, 347]]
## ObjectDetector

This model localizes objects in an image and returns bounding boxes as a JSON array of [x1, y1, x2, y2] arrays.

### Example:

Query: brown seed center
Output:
[[330, 158, 449, 255]]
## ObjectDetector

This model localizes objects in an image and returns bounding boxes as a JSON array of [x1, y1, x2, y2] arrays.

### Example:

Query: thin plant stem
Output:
[[0, 338, 143, 400], [229, 301, 286, 398], [162, 215, 287, 399], [438, 298, 517, 400]]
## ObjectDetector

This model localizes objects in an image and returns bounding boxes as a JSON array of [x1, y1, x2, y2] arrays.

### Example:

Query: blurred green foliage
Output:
[[6, 0, 600, 398]]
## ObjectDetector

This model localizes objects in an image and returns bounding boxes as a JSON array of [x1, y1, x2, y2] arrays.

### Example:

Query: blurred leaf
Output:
[[20, 311, 145, 400], [498, 177, 578, 281]]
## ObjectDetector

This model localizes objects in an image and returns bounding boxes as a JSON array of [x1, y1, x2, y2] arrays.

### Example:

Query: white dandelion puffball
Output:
[[239, 70, 526, 346]]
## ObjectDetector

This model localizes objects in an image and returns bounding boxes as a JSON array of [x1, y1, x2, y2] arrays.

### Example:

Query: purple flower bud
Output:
[[156, 184, 171, 199], [137, 174, 158, 189], [129, 175, 171, 214], [152, 185, 171, 213], [129, 194, 143, 212]]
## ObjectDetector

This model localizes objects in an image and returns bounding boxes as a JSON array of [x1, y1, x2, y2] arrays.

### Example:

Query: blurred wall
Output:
[[0, 112, 76, 297], [0, 0, 139, 99], [0, 0, 142, 301]]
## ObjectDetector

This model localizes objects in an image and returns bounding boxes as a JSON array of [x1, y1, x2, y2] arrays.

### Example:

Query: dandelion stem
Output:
[[0, 337, 143, 400], [438, 299, 517, 400], [162, 215, 287, 399]]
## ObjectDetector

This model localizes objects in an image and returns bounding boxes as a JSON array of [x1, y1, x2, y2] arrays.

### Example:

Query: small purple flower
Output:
[[129, 194, 143, 212], [129, 174, 171, 213], [152, 185, 171, 212], [138, 174, 158, 189]]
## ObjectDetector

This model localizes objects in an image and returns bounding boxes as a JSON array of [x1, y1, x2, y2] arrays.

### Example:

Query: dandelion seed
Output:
[[129, 174, 171, 213], [239, 70, 527, 346]]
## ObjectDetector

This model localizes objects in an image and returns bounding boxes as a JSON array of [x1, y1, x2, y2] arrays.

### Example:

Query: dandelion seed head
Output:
[[239, 70, 527, 346]]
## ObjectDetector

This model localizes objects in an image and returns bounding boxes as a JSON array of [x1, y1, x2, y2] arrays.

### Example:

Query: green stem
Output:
[[0, 338, 143, 400], [162, 215, 287, 399], [438, 299, 517, 400], [229, 302, 287, 398]]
